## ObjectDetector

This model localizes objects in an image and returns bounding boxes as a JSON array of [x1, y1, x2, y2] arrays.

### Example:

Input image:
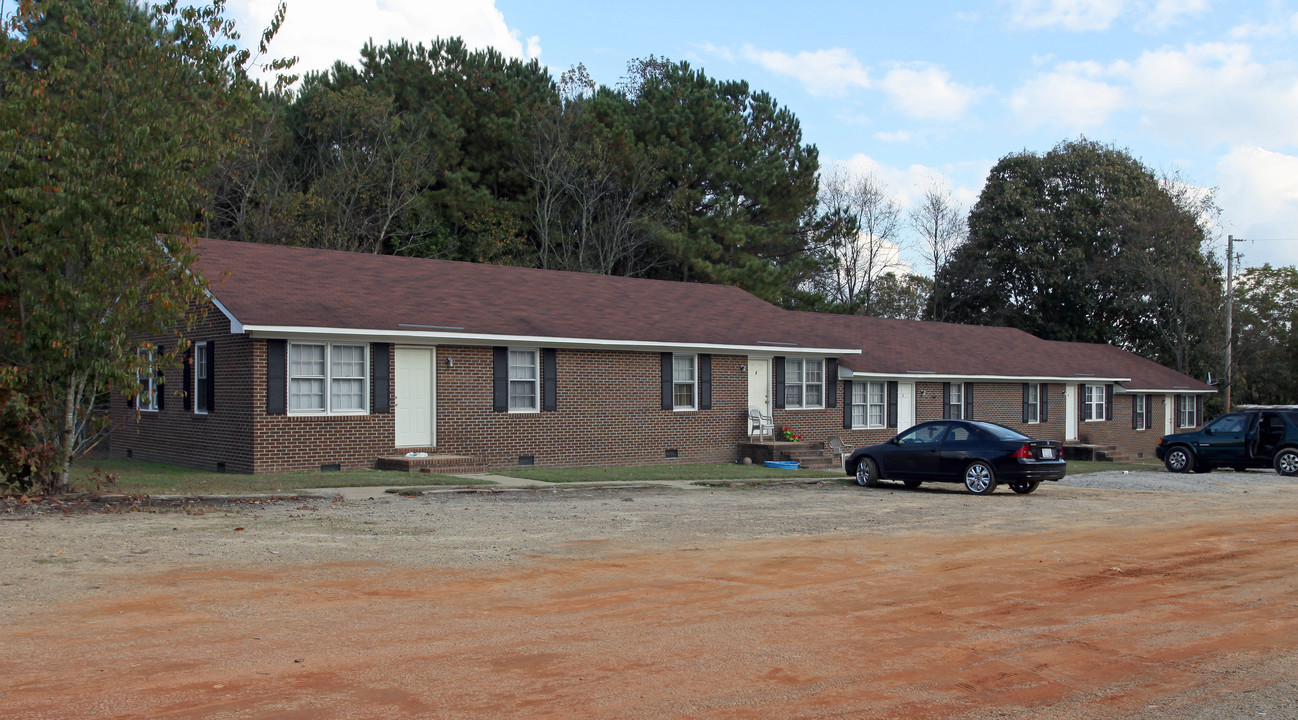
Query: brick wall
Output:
[[109, 306, 256, 473], [430, 346, 747, 469]]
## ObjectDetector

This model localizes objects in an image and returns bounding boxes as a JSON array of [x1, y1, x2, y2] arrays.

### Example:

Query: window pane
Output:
[[509, 379, 536, 410], [673, 355, 695, 383], [868, 383, 884, 405], [290, 344, 325, 377], [805, 383, 822, 407], [852, 383, 867, 404], [674, 383, 694, 408], [290, 378, 324, 411], [868, 405, 884, 426], [332, 344, 365, 379], [852, 405, 867, 426], [785, 385, 802, 408], [804, 361, 822, 383], [331, 378, 365, 410], [509, 350, 537, 380]]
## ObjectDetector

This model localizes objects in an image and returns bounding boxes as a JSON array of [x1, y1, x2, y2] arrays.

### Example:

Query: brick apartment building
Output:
[[110, 238, 1213, 474]]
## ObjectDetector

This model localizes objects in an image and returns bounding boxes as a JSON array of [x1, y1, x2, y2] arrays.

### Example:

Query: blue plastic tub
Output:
[[763, 460, 800, 469]]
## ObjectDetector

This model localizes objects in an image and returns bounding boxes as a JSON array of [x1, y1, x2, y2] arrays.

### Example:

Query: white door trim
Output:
[[394, 346, 436, 448], [1065, 384, 1078, 441]]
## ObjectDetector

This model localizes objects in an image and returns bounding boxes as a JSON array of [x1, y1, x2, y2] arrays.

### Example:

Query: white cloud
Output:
[[1216, 147, 1298, 267], [874, 130, 913, 143], [1126, 42, 1298, 148], [1007, 0, 1126, 31], [738, 44, 871, 97], [1005, 0, 1209, 32], [877, 63, 980, 121], [231, 0, 537, 84], [1010, 60, 1126, 129]]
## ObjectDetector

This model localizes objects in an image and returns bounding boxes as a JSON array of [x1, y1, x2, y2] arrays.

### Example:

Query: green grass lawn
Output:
[[68, 458, 487, 496], [497, 462, 846, 483]]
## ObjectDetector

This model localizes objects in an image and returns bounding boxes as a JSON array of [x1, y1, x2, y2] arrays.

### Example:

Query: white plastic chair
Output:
[[827, 435, 851, 473], [748, 406, 774, 442]]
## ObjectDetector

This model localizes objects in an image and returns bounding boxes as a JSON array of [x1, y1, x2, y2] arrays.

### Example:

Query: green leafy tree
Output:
[[871, 273, 934, 321], [0, 0, 288, 492], [934, 138, 1222, 376], [1232, 264, 1298, 405]]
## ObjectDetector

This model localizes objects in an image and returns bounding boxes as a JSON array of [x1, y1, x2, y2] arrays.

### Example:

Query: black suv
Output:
[[1157, 408, 1298, 476]]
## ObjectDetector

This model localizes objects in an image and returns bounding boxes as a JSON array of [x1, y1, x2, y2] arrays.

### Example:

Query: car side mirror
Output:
[[1204, 428, 1213, 435]]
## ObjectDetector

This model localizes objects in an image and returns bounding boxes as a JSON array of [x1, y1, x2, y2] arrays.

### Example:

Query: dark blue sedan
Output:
[[844, 420, 1066, 495]]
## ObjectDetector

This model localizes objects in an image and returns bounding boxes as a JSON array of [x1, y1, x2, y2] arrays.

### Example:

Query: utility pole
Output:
[[1225, 234, 1233, 412]]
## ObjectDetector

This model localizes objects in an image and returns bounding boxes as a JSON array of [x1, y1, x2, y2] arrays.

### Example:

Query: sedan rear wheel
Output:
[[1276, 448, 1298, 477], [1009, 480, 1040, 494], [855, 458, 881, 487], [964, 461, 997, 495]]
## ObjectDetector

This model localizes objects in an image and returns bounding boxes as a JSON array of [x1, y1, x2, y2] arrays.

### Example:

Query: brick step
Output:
[[375, 454, 488, 474]]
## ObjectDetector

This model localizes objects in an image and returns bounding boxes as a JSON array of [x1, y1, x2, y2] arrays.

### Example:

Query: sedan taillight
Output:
[[1011, 444, 1034, 460]]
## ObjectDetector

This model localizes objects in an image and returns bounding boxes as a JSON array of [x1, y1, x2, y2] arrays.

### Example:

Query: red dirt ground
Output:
[[3, 508, 1298, 718]]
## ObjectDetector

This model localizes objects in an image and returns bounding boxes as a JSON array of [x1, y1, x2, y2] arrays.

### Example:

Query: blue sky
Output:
[[230, 0, 1298, 271]]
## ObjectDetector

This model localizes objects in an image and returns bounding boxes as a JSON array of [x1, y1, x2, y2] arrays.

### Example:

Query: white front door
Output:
[[1065, 384, 1078, 441], [748, 358, 771, 419], [1165, 394, 1175, 435], [897, 381, 916, 431], [395, 346, 435, 447]]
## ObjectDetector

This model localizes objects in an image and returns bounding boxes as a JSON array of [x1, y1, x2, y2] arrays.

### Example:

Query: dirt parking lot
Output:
[[3, 470, 1298, 719]]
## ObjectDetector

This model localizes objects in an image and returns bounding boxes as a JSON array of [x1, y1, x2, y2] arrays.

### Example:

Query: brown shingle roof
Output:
[[192, 238, 1211, 392], [194, 238, 852, 351]]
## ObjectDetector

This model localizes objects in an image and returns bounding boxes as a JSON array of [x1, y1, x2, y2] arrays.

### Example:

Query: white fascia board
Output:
[[840, 370, 1132, 383], [205, 291, 243, 334], [1120, 387, 1217, 394], [238, 324, 861, 357]]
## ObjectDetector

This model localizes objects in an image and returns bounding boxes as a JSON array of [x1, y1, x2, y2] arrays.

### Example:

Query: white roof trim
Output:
[[206, 291, 243, 333], [239, 324, 861, 356], [840, 370, 1132, 383]]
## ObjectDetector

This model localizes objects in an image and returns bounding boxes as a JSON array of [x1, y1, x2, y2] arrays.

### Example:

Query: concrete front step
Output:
[[375, 454, 489, 474], [738, 441, 838, 470]]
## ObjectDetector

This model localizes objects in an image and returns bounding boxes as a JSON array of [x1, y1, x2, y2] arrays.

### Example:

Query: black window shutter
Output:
[[1195, 395, 1203, 426], [183, 347, 193, 412], [942, 382, 952, 419], [887, 381, 898, 428], [661, 353, 673, 410], [266, 339, 287, 414], [773, 357, 786, 409], [542, 349, 557, 411], [1040, 383, 1049, 422], [1080, 385, 1089, 422], [371, 343, 390, 413], [1022, 383, 1029, 423], [699, 354, 712, 410], [843, 381, 852, 429], [1105, 384, 1114, 421], [156, 346, 166, 411], [205, 341, 216, 413], [493, 347, 509, 412], [964, 382, 973, 420], [1147, 394, 1154, 430], [825, 358, 837, 408]]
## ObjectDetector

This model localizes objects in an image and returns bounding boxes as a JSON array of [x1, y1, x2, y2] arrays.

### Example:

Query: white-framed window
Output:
[[137, 348, 158, 412], [672, 354, 697, 410], [851, 381, 886, 428], [785, 358, 824, 409], [508, 348, 539, 412], [946, 383, 964, 419], [1083, 384, 1105, 421], [1133, 394, 1146, 430], [1026, 383, 1040, 423], [194, 341, 209, 414], [1177, 395, 1198, 428], [288, 342, 368, 414]]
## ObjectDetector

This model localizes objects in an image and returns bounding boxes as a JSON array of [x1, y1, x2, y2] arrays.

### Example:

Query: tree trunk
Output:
[[56, 373, 78, 495]]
